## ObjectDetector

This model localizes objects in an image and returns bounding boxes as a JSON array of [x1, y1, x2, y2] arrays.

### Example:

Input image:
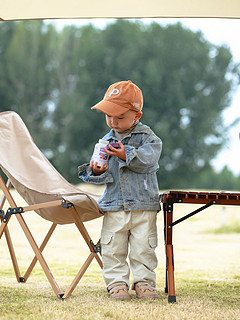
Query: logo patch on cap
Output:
[[108, 88, 120, 97]]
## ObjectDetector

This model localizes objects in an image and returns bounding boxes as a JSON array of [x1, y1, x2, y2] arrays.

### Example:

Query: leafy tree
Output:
[[47, 25, 109, 180], [197, 165, 240, 191], [0, 21, 58, 146], [0, 20, 239, 189], [51, 20, 239, 187]]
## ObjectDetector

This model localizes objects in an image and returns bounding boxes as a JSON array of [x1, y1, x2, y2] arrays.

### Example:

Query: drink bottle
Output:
[[92, 139, 109, 167]]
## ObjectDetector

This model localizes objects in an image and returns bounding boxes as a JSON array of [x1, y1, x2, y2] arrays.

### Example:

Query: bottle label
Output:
[[92, 144, 109, 166]]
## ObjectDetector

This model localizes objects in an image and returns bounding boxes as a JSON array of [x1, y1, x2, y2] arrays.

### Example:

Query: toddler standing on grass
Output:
[[78, 80, 162, 300]]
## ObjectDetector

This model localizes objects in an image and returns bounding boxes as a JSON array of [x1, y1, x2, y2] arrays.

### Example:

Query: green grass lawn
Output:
[[0, 267, 239, 320], [1, 186, 240, 319]]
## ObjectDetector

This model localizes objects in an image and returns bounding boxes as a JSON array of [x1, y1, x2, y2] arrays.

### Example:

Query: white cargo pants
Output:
[[100, 210, 158, 289]]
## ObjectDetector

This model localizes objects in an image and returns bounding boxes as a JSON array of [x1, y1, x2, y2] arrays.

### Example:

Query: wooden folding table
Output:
[[160, 190, 240, 303]]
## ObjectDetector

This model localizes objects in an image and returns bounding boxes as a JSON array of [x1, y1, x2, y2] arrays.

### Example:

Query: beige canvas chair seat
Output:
[[0, 111, 103, 299]]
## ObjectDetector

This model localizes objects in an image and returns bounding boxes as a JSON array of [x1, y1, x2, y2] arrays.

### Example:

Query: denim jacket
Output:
[[78, 122, 162, 212]]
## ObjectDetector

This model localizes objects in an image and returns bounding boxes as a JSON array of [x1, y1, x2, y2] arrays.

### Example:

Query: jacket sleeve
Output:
[[118, 134, 162, 173], [78, 163, 114, 184]]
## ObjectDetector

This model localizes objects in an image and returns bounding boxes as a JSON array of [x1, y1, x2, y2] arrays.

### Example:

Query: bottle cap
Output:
[[98, 139, 109, 146]]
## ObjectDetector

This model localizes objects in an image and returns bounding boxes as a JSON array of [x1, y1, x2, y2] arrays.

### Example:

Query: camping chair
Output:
[[0, 111, 103, 299]]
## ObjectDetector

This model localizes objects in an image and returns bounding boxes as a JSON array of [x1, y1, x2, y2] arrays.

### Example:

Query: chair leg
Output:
[[73, 209, 103, 268], [93, 239, 103, 268], [0, 219, 7, 239], [59, 206, 103, 299], [71, 206, 102, 257], [63, 240, 103, 299], [63, 252, 96, 299], [1, 175, 102, 298], [15, 214, 63, 297], [4, 224, 22, 281], [23, 223, 57, 281], [0, 179, 22, 281], [0, 178, 11, 239], [0, 176, 62, 297]]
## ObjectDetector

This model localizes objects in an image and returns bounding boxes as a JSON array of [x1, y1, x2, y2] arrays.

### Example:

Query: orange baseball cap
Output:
[[91, 80, 143, 116]]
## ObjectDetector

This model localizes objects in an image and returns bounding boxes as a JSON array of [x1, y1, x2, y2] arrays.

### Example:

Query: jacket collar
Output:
[[104, 122, 150, 140]]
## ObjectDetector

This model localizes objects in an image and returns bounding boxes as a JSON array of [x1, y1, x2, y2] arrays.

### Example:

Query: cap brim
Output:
[[91, 100, 129, 116]]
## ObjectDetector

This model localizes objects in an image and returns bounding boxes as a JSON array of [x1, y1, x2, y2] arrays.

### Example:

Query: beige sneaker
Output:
[[108, 282, 131, 300], [134, 282, 160, 300]]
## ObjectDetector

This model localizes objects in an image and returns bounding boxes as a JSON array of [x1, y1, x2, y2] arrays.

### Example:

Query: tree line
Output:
[[0, 20, 239, 190]]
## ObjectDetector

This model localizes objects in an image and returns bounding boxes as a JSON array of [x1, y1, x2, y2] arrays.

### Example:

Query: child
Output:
[[78, 80, 162, 300]]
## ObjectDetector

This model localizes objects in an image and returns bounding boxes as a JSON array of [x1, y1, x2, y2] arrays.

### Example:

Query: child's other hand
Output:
[[90, 160, 108, 175], [106, 141, 126, 161]]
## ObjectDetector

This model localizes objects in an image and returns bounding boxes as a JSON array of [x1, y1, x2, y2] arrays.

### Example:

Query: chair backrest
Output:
[[0, 111, 102, 224]]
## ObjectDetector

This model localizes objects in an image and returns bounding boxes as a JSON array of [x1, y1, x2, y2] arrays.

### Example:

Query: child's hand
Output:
[[90, 160, 108, 175], [106, 141, 126, 161]]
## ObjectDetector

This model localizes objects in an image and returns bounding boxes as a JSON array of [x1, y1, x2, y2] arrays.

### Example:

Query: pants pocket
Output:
[[101, 232, 113, 246], [148, 233, 158, 249], [146, 232, 158, 270], [101, 232, 114, 268]]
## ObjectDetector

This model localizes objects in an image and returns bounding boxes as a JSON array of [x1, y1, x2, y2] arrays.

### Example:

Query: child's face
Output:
[[105, 110, 142, 133]]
